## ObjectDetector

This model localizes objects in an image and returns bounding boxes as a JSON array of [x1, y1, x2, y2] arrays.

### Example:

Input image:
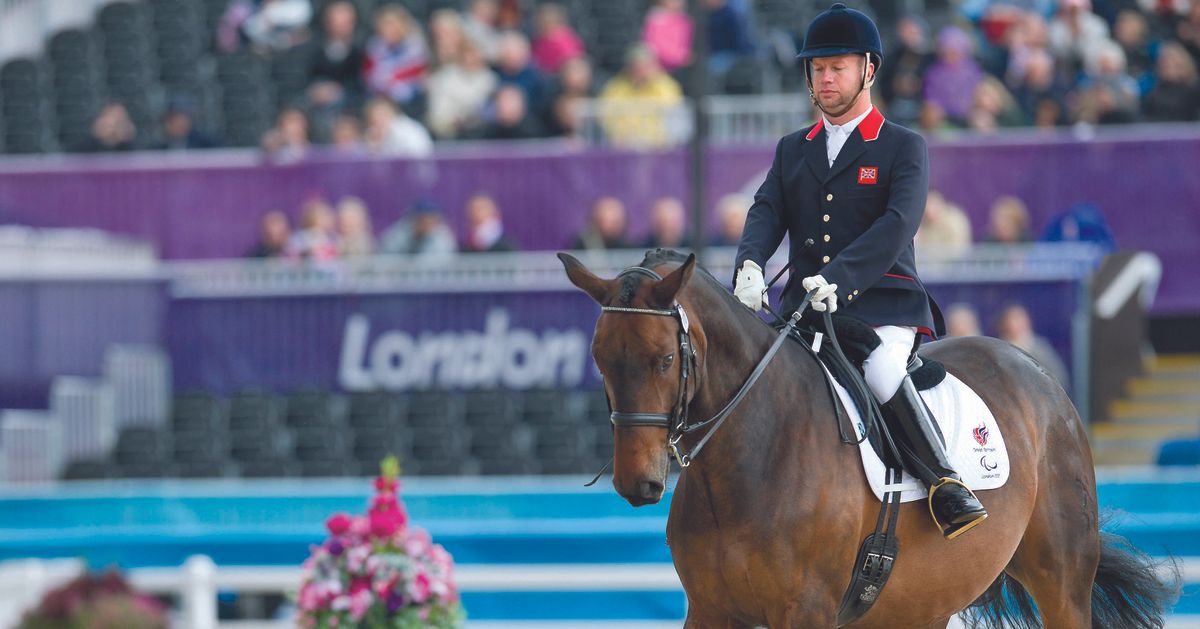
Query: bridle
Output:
[[599, 266, 808, 467]]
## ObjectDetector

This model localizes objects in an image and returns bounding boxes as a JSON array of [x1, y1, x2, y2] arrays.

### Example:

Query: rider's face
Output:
[[810, 54, 872, 113]]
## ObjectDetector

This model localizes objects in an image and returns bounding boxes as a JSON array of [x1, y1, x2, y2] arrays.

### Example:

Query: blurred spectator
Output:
[[598, 45, 683, 147], [1074, 40, 1139, 124], [426, 39, 498, 138], [916, 190, 972, 256], [705, 0, 755, 77], [710, 193, 749, 247], [924, 26, 984, 124], [1113, 9, 1156, 94], [155, 101, 218, 150], [531, 3, 585, 74], [363, 98, 433, 157], [470, 85, 544, 140], [543, 57, 594, 137], [1013, 48, 1066, 125], [287, 197, 339, 259], [1041, 202, 1117, 251], [379, 199, 458, 258], [336, 196, 375, 256], [494, 31, 545, 111], [463, 193, 519, 252], [968, 76, 1026, 132], [463, 0, 500, 61], [1047, 0, 1110, 74], [1002, 11, 1052, 89], [1142, 41, 1200, 121], [261, 106, 310, 160], [985, 195, 1032, 243], [75, 102, 138, 152], [330, 113, 365, 154], [306, 1, 365, 112], [429, 9, 466, 67], [642, 0, 692, 73], [879, 15, 933, 128], [363, 5, 429, 108], [918, 99, 954, 134], [221, 0, 312, 53], [945, 303, 982, 337], [1176, 4, 1200, 61], [569, 196, 632, 250], [642, 197, 690, 249], [996, 303, 1070, 388], [247, 210, 291, 258], [546, 94, 586, 139]]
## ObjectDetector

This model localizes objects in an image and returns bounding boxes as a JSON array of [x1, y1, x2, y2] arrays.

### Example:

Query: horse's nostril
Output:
[[639, 480, 664, 500]]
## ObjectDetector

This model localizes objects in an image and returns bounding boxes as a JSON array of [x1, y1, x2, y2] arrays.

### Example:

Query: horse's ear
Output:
[[650, 253, 696, 307], [558, 252, 611, 304]]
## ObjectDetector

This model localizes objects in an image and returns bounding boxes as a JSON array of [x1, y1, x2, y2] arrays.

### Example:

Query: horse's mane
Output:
[[633, 249, 775, 331]]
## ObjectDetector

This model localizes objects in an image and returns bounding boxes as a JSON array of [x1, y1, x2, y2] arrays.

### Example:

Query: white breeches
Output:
[[863, 325, 917, 402]]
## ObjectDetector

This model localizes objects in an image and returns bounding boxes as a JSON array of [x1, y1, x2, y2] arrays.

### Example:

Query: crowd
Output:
[[64, 0, 1200, 155]]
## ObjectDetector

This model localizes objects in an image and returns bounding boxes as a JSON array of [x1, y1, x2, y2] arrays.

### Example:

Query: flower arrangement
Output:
[[18, 569, 168, 629], [298, 456, 464, 628]]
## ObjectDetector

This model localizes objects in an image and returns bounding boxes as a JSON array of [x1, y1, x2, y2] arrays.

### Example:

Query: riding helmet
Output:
[[796, 3, 883, 66]]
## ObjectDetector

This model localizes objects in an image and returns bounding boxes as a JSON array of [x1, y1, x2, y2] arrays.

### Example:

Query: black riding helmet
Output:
[[797, 3, 883, 114]]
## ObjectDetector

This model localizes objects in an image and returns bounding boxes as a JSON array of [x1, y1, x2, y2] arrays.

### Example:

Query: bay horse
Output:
[[560, 249, 1176, 628]]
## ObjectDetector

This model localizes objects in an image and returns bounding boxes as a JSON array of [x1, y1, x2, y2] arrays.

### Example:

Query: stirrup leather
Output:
[[927, 477, 988, 540]]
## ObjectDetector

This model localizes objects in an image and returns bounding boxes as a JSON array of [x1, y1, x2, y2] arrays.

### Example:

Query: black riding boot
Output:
[[882, 376, 988, 540]]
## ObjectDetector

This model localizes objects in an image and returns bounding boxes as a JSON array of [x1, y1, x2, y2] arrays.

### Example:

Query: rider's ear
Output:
[[558, 252, 611, 304], [650, 253, 695, 308]]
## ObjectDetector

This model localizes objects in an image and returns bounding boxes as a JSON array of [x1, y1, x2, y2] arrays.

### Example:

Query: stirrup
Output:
[[927, 477, 988, 540]]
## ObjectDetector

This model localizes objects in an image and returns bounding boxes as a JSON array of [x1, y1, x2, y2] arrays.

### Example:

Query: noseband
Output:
[[599, 265, 807, 467]]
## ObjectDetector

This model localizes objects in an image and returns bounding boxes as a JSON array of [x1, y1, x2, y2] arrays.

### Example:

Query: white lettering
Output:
[[337, 308, 590, 391]]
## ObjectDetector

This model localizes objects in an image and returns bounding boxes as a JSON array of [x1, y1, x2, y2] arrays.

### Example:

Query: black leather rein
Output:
[[599, 266, 814, 467]]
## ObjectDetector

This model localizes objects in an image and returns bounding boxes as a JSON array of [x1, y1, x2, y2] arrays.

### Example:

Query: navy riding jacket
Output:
[[735, 107, 945, 337]]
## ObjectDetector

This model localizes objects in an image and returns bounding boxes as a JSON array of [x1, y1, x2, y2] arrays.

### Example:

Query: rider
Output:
[[732, 3, 988, 539]]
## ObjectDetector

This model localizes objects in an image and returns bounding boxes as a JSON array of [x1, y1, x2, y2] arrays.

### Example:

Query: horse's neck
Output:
[[684, 297, 832, 499]]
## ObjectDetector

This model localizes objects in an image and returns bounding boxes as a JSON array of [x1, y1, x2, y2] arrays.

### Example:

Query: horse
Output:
[[559, 248, 1176, 628]]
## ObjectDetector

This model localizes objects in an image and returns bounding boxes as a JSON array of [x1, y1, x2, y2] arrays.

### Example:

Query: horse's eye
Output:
[[660, 353, 675, 372]]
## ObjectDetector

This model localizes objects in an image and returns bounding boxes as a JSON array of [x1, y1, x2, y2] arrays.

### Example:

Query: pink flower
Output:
[[350, 516, 370, 537], [349, 589, 373, 621], [408, 572, 432, 604], [326, 512, 353, 535], [405, 528, 432, 557], [370, 509, 404, 539], [374, 476, 397, 492], [349, 578, 371, 596]]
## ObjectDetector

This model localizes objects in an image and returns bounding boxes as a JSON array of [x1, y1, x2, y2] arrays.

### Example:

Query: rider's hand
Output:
[[802, 275, 838, 313], [734, 260, 768, 311]]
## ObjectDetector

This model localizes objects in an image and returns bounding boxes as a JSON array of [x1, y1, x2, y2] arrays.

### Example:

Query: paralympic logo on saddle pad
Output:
[[973, 423, 990, 447]]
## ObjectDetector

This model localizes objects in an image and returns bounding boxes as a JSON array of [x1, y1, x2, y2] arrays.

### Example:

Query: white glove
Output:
[[733, 260, 768, 311], [802, 274, 838, 313]]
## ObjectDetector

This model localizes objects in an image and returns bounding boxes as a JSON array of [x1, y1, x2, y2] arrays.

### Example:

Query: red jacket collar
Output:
[[804, 107, 885, 142]]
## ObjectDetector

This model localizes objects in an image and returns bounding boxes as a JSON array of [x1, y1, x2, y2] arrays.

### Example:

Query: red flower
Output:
[[374, 476, 397, 492], [369, 509, 402, 538], [326, 512, 353, 535], [349, 577, 371, 596]]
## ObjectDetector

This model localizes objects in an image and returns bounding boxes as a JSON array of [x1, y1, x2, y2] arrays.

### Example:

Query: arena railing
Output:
[[166, 243, 1105, 298], [576, 94, 814, 147]]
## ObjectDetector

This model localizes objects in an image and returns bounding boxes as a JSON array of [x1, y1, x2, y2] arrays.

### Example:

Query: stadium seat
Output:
[[284, 389, 343, 429], [298, 459, 357, 478], [172, 391, 225, 433], [228, 390, 282, 432], [404, 391, 463, 428], [113, 460, 173, 479], [522, 389, 585, 426], [405, 424, 469, 462], [173, 460, 235, 479], [61, 458, 111, 480], [291, 427, 348, 461], [469, 423, 535, 462], [347, 391, 406, 431], [407, 457, 482, 477], [463, 389, 522, 427], [237, 458, 300, 478], [113, 426, 167, 465], [352, 426, 409, 471]]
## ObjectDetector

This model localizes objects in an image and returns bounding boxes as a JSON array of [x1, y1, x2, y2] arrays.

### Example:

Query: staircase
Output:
[[1092, 355, 1200, 466]]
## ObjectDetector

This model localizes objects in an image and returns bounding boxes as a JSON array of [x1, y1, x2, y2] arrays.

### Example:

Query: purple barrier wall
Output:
[[0, 128, 1194, 312], [0, 280, 166, 408], [167, 279, 1082, 398]]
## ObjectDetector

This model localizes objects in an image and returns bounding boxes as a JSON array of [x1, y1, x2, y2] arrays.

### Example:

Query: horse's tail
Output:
[[962, 520, 1180, 629], [1089, 529, 1180, 628]]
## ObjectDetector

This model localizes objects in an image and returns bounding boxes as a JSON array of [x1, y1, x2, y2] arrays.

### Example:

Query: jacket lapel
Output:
[[802, 124, 831, 182]]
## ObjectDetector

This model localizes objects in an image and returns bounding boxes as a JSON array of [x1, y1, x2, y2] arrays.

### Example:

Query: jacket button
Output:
[[847, 294, 854, 301], [823, 214, 830, 222], [852, 290, 859, 295], [823, 234, 831, 242], [825, 193, 833, 201], [822, 255, 830, 263]]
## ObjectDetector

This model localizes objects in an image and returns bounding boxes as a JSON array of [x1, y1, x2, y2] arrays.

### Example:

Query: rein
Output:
[[598, 265, 814, 468]]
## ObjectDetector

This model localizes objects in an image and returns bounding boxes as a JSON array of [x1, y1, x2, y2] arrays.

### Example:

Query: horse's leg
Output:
[[1005, 415, 1099, 628], [682, 606, 754, 629]]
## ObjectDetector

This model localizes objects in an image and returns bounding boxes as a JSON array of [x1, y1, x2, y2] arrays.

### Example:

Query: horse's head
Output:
[[559, 250, 700, 507]]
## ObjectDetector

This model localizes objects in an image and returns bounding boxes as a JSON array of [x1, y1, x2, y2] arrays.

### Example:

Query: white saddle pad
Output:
[[824, 367, 1010, 503]]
